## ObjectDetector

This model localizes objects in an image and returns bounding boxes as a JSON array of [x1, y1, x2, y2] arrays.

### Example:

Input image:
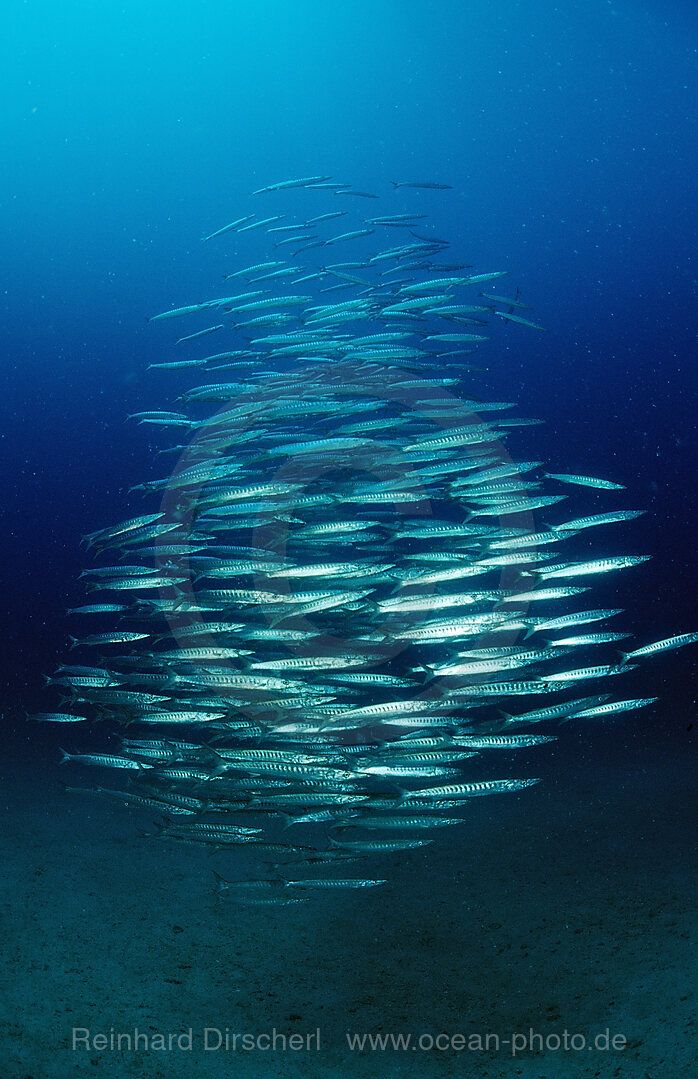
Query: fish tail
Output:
[[206, 747, 232, 775]]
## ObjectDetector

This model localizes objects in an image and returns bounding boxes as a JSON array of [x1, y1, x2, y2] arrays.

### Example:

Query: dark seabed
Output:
[[2, 725, 695, 1078], [2, 1, 697, 1077]]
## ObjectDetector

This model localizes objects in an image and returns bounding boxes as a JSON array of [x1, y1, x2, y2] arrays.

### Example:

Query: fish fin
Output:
[[136, 826, 160, 840], [205, 747, 233, 775], [59, 749, 72, 765]]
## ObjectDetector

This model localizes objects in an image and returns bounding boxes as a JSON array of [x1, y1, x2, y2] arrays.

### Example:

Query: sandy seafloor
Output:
[[1, 722, 695, 1079]]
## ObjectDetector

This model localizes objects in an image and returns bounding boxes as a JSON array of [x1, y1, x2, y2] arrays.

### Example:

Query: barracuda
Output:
[[45, 177, 678, 897], [403, 778, 541, 800]]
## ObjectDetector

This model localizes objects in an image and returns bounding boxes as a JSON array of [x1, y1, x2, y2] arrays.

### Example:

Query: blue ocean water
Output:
[[3, 0, 696, 719], [1, 2, 696, 1076]]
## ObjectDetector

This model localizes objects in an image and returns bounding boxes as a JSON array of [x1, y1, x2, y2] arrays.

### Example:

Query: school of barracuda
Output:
[[37, 176, 698, 903]]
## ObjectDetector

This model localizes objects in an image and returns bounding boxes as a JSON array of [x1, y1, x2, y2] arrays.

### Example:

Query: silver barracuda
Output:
[[42, 176, 681, 895]]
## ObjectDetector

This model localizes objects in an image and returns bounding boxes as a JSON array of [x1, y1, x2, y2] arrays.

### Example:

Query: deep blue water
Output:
[[3, 0, 695, 751], [1, 5, 697, 1077]]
